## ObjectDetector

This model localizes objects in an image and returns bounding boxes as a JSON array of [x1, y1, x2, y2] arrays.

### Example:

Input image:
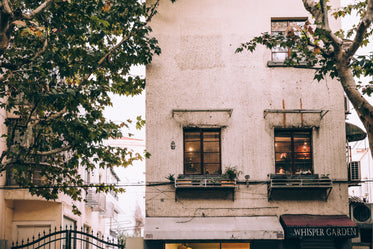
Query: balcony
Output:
[[6, 169, 46, 186], [86, 189, 106, 212], [174, 175, 236, 201], [268, 174, 332, 201]]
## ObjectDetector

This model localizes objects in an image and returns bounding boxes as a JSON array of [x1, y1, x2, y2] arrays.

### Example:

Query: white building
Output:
[[105, 137, 146, 237]]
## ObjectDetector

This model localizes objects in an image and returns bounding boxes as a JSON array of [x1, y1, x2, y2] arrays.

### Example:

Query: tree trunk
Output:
[[335, 59, 373, 160], [0, 11, 11, 53]]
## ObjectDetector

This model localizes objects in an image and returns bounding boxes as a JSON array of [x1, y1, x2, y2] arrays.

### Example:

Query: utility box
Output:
[[0, 240, 9, 249], [126, 237, 144, 249]]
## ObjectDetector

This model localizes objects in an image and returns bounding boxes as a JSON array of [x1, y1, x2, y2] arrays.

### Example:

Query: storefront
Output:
[[280, 214, 358, 249], [144, 216, 284, 249]]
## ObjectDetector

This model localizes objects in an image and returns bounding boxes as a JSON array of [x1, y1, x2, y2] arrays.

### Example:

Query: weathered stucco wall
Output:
[[146, 0, 347, 217]]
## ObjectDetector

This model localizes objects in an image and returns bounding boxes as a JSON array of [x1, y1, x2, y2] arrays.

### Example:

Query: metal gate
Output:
[[12, 227, 124, 249]]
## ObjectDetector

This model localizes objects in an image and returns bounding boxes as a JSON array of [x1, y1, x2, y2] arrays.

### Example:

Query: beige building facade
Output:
[[145, 0, 357, 249], [0, 113, 121, 248]]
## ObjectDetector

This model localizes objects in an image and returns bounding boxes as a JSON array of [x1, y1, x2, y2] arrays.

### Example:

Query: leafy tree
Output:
[[0, 0, 160, 214], [236, 0, 373, 159]]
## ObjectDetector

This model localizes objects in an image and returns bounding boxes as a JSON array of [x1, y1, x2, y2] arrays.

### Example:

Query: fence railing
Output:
[[12, 227, 124, 249]]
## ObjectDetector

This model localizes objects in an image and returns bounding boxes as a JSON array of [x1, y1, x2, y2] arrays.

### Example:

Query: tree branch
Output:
[[32, 38, 48, 60], [345, 0, 373, 57], [45, 107, 67, 122], [302, 0, 342, 48], [146, 0, 160, 23], [1, 0, 13, 16], [36, 145, 72, 156], [22, 0, 54, 20], [301, 29, 332, 57]]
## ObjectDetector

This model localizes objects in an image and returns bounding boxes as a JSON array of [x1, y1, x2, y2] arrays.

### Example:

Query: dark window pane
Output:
[[185, 152, 201, 164], [203, 132, 220, 141], [184, 129, 221, 175], [185, 163, 201, 174], [185, 131, 201, 141], [275, 130, 312, 175], [203, 141, 220, 152], [204, 164, 220, 175], [203, 153, 220, 164]]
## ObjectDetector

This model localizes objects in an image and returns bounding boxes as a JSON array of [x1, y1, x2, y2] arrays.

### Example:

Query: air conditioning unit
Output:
[[349, 161, 361, 181], [351, 203, 373, 224]]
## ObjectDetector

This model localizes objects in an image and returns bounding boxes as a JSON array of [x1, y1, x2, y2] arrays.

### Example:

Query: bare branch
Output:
[[36, 145, 72, 156], [346, 0, 373, 57], [22, 0, 54, 20]]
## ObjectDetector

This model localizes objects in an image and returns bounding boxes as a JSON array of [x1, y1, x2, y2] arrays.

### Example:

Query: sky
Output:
[[103, 66, 146, 140]]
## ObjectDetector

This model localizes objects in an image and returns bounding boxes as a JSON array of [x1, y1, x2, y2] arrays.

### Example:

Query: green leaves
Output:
[[0, 0, 161, 209]]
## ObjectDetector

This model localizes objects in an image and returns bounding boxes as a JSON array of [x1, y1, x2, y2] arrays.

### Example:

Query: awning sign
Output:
[[280, 214, 358, 239], [286, 227, 358, 238]]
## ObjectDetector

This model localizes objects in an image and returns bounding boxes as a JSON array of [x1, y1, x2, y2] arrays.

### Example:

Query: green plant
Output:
[[210, 177, 216, 184], [223, 166, 241, 180], [166, 174, 175, 182]]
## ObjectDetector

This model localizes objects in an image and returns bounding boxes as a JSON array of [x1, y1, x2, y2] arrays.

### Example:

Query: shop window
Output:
[[271, 19, 306, 62], [274, 130, 312, 175], [184, 128, 221, 175]]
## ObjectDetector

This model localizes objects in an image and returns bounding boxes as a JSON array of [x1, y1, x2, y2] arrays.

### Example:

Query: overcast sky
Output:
[[103, 66, 146, 140]]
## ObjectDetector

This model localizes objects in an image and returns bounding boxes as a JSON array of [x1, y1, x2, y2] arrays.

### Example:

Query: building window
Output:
[[274, 130, 312, 175], [184, 128, 221, 175], [271, 19, 306, 62]]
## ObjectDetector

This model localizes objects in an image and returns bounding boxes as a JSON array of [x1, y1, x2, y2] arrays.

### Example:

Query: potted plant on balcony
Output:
[[221, 166, 241, 186]]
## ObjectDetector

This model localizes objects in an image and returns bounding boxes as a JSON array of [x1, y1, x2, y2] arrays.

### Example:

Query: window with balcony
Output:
[[271, 18, 306, 62], [184, 128, 221, 175], [274, 130, 312, 175]]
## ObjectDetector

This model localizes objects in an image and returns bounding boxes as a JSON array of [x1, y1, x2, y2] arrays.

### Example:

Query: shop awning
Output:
[[144, 216, 284, 240], [280, 214, 358, 239]]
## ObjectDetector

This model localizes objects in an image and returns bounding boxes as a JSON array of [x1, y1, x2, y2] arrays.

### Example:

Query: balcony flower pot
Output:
[[221, 180, 235, 187]]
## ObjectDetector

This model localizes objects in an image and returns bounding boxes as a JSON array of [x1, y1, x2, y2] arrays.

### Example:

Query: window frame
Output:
[[270, 18, 307, 62], [274, 129, 313, 176], [183, 128, 222, 176]]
